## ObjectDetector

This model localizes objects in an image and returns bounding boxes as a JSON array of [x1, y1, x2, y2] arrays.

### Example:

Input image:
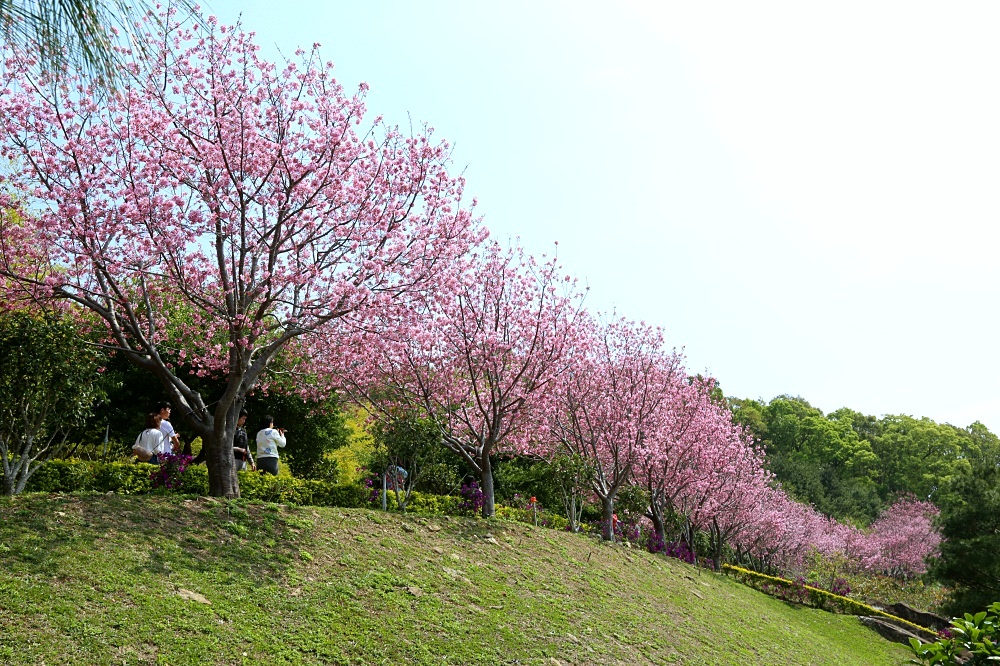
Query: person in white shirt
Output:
[[255, 415, 286, 475], [133, 413, 168, 464], [154, 402, 182, 455]]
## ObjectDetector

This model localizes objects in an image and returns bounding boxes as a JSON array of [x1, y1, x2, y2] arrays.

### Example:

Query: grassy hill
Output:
[[0, 493, 912, 665]]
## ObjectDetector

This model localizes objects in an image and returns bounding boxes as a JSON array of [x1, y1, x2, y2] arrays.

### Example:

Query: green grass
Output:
[[0, 493, 912, 665]]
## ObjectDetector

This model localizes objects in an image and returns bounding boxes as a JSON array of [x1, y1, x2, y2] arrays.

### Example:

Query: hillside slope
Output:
[[0, 494, 911, 665]]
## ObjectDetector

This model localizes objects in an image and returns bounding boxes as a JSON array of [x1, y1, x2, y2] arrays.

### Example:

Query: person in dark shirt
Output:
[[233, 409, 254, 471]]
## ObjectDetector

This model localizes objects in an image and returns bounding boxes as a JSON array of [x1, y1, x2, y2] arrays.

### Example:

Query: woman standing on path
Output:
[[255, 415, 286, 475]]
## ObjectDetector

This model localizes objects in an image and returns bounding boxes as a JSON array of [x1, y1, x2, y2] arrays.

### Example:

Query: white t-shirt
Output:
[[159, 419, 177, 454], [255, 427, 287, 459], [134, 428, 167, 456]]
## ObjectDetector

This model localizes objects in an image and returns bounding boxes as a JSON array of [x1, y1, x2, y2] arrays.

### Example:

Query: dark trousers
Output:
[[257, 457, 279, 475]]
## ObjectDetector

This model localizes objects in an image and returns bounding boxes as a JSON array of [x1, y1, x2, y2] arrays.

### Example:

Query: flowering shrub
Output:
[[664, 540, 697, 564], [358, 467, 382, 506], [150, 453, 194, 491], [645, 532, 666, 554], [458, 481, 484, 515], [830, 577, 851, 597]]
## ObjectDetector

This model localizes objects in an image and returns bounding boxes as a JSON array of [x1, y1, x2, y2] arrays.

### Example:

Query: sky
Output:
[[206, 0, 1000, 433]]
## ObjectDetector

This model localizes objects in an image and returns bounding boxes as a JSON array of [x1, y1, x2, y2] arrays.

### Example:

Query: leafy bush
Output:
[[381, 490, 463, 515], [151, 453, 195, 491], [494, 504, 570, 531], [458, 481, 485, 515], [92, 462, 154, 495], [19, 459, 367, 509], [25, 459, 100, 493], [910, 602, 1000, 665]]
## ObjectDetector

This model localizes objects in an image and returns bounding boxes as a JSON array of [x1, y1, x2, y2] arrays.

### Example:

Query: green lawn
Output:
[[0, 493, 912, 665]]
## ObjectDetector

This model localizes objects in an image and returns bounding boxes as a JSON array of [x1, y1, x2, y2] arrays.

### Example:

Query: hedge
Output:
[[722, 564, 933, 634], [12, 460, 573, 530], [16, 459, 367, 507]]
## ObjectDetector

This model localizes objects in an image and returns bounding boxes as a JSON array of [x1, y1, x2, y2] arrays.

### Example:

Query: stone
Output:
[[886, 603, 950, 632], [859, 616, 927, 646], [177, 589, 211, 605]]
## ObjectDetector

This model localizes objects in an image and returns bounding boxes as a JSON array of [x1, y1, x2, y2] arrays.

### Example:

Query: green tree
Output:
[[0, 312, 104, 494], [931, 447, 1000, 615], [369, 414, 452, 512], [870, 415, 969, 506], [753, 396, 881, 522]]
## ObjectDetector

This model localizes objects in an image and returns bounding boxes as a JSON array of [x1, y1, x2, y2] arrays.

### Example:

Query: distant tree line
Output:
[[730, 395, 1000, 613]]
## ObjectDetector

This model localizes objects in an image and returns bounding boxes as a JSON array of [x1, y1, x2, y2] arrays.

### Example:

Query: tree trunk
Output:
[[204, 432, 239, 498], [601, 493, 617, 542], [479, 454, 495, 518], [649, 504, 666, 546], [203, 411, 240, 498], [568, 493, 578, 532]]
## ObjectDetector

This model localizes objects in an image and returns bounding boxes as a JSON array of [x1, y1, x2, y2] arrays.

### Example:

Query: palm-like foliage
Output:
[[0, 0, 194, 84]]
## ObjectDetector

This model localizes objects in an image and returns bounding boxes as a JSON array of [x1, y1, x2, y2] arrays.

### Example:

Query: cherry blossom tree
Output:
[[848, 496, 941, 577], [338, 241, 583, 517], [0, 9, 481, 497], [688, 434, 772, 570], [549, 317, 685, 541], [634, 375, 734, 548]]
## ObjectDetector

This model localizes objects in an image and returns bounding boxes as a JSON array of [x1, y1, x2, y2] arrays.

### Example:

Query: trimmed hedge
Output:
[[723, 564, 932, 633], [378, 490, 464, 515], [494, 505, 570, 531], [25, 460, 151, 494], [18, 459, 367, 507], [15, 460, 569, 529]]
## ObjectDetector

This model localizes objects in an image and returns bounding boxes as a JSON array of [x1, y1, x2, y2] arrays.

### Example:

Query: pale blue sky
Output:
[[207, 0, 1000, 432]]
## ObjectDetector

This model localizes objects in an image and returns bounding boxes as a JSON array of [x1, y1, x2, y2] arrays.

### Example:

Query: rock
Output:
[[859, 616, 928, 645], [407, 586, 423, 597], [177, 589, 211, 605], [886, 603, 950, 632]]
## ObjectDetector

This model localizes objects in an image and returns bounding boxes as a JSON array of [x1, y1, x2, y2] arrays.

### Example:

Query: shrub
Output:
[[24, 459, 99, 493], [494, 504, 570, 531], [18, 459, 370, 509], [910, 601, 1000, 665], [92, 462, 154, 495], [402, 491, 463, 515], [458, 481, 484, 515], [151, 454, 195, 491]]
